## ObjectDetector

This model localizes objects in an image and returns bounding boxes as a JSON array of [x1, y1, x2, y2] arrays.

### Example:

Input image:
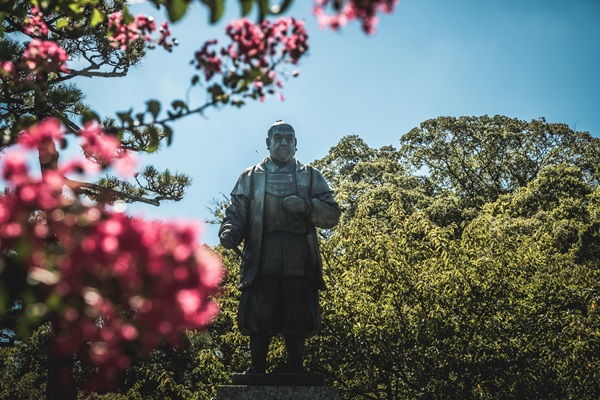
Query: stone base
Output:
[[215, 385, 339, 400], [232, 373, 325, 386]]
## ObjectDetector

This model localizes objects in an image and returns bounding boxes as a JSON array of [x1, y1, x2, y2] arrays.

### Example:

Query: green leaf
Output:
[[55, 17, 69, 29], [68, 3, 84, 14], [90, 9, 105, 26], [201, 0, 225, 24], [121, 5, 135, 24], [224, 73, 242, 89], [46, 293, 63, 311], [0, 283, 6, 313], [147, 125, 160, 152], [146, 100, 161, 120], [171, 100, 188, 112], [135, 113, 145, 124], [163, 124, 174, 146], [168, 0, 189, 22], [208, 84, 224, 101], [258, 0, 269, 20], [81, 109, 100, 125], [240, 0, 253, 16], [116, 109, 133, 127]]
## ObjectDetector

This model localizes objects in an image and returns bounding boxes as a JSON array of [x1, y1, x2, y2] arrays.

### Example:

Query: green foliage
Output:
[[0, 323, 50, 399], [304, 121, 600, 399], [192, 118, 600, 399], [3, 115, 599, 399], [401, 115, 600, 209]]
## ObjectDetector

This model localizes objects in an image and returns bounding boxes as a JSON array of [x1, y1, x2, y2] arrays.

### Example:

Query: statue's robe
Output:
[[221, 157, 340, 336]]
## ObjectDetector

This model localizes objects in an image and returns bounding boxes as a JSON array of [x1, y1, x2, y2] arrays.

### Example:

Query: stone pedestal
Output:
[[216, 373, 339, 400], [216, 385, 339, 400]]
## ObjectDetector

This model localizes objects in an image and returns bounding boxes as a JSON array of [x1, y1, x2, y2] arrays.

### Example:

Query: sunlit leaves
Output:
[[303, 127, 600, 399], [167, 0, 189, 22]]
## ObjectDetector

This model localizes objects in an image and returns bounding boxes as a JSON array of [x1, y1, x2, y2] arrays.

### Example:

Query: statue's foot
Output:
[[245, 365, 266, 374], [287, 364, 307, 374]]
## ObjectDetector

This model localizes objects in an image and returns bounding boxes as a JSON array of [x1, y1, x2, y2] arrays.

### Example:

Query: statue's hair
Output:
[[267, 120, 295, 137]]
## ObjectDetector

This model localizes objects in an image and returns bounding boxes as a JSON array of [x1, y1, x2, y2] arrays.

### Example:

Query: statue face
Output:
[[267, 125, 296, 164]]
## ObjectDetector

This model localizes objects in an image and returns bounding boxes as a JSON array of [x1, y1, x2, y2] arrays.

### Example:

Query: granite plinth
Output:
[[215, 385, 339, 400], [232, 373, 325, 386]]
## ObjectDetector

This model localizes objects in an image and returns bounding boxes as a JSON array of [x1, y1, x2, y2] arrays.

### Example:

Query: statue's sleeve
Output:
[[220, 169, 252, 240], [308, 167, 341, 229]]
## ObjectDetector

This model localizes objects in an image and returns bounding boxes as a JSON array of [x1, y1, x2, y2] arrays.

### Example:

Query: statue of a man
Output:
[[219, 120, 341, 374]]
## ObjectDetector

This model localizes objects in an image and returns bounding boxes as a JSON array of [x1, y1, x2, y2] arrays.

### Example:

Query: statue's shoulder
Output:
[[295, 159, 316, 173], [239, 159, 267, 177], [297, 161, 325, 179], [231, 160, 267, 196]]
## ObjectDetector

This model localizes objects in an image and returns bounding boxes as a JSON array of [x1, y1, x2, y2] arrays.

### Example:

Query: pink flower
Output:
[[1, 150, 29, 186], [23, 39, 69, 75], [157, 21, 175, 52], [108, 12, 142, 50], [194, 39, 222, 81], [113, 152, 138, 178], [0, 118, 223, 392], [25, 6, 49, 37], [176, 289, 203, 315], [192, 17, 309, 102], [59, 158, 101, 176], [18, 117, 65, 149], [108, 12, 175, 52], [80, 122, 120, 165], [312, 0, 398, 34], [197, 247, 224, 287], [0, 60, 15, 74], [121, 324, 138, 341], [134, 15, 156, 34]]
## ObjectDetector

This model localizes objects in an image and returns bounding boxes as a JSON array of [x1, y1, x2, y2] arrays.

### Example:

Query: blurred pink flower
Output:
[[23, 39, 69, 75], [0, 118, 224, 388], [25, 6, 49, 37], [18, 117, 65, 149], [313, 0, 398, 34]]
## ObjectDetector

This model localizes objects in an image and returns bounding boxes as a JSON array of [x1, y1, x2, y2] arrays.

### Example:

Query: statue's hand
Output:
[[283, 196, 312, 215], [220, 225, 240, 249]]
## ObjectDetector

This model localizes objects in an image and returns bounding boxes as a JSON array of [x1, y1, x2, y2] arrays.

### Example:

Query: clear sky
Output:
[[73, 0, 600, 245]]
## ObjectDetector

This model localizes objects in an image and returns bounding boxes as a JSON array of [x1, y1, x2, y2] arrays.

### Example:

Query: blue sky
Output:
[[74, 0, 600, 245]]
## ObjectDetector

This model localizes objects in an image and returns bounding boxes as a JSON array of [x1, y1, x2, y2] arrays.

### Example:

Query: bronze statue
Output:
[[219, 120, 341, 374]]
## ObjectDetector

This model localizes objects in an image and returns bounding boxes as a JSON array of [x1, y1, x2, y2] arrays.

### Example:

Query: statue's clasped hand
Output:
[[220, 224, 240, 249], [283, 196, 313, 216]]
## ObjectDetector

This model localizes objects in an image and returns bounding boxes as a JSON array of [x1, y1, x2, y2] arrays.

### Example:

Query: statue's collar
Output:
[[261, 157, 297, 173]]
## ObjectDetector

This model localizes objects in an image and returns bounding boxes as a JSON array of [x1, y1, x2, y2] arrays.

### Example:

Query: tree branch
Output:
[[65, 179, 161, 206]]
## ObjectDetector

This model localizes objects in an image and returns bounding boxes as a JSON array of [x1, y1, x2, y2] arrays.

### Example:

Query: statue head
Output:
[[266, 120, 296, 164]]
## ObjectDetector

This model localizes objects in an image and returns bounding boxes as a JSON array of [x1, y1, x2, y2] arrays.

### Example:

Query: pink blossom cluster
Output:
[[24, 6, 49, 37], [194, 39, 222, 81], [108, 12, 176, 52], [79, 121, 136, 177], [23, 39, 70, 76], [223, 18, 308, 67], [0, 60, 15, 76], [108, 12, 153, 50], [193, 18, 309, 101], [313, 0, 399, 34], [0, 40, 69, 83], [1, 118, 223, 389], [156, 21, 176, 52]]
